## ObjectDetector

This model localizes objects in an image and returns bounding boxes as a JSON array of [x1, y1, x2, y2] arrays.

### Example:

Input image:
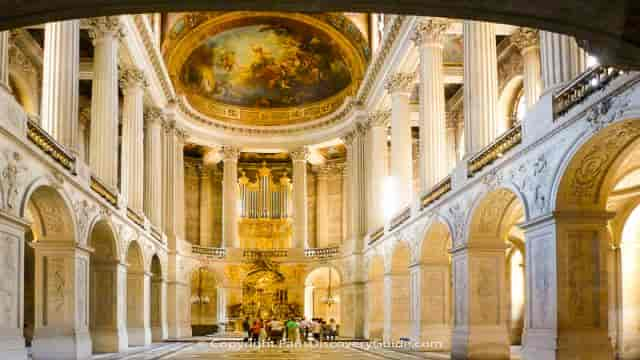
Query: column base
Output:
[[91, 327, 128, 353], [32, 330, 92, 360], [452, 326, 509, 359], [420, 324, 451, 351], [522, 328, 614, 360], [127, 327, 151, 346], [0, 334, 27, 360], [151, 324, 167, 342]]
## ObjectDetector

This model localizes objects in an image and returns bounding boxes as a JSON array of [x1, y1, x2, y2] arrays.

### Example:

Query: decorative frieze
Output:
[[411, 18, 450, 46], [385, 72, 415, 94], [119, 67, 148, 91], [87, 17, 125, 42]]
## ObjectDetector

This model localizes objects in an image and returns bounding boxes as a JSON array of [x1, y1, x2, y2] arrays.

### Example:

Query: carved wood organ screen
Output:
[[238, 162, 292, 220]]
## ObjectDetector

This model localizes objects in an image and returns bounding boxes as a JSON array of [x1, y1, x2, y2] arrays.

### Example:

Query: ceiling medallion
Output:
[[165, 12, 369, 127]]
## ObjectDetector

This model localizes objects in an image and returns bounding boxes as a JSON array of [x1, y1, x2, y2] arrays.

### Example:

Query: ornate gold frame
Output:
[[165, 12, 368, 127]]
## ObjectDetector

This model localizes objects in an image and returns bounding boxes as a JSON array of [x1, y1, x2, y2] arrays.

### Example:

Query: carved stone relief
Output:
[[0, 151, 28, 213], [0, 235, 18, 328]]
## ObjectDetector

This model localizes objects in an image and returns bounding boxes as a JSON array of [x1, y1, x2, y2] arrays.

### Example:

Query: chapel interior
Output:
[[0, 6, 640, 360]]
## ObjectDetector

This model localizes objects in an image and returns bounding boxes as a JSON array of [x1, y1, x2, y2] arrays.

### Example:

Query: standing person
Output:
[[259, 318, 268, 343], [270, 318, 284, 344], [242, 317, 250, 343], [312, 318, 322, 342], [328, 318, 337, 341], [286, 318, 298, 343], [300, 317, 310, 342], [251, 320, 262, 344]]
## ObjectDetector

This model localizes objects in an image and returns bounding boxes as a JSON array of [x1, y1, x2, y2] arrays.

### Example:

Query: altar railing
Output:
[[304, 246, 340, 259], [192, 246, 226, 258], [243, 248, 288, 259]]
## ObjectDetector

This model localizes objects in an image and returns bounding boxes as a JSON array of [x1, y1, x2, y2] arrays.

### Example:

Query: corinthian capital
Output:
[[385, 72, 415, 94], [290, 147, 310, 162], [368, 109, 391, 127], [411, 18, 451, 46], [511, 27, 540, 52], [219, 145, 240, 161], [119, 67, 148, 91], [87, 16, 125, 43], [144, 106, 164, 125]]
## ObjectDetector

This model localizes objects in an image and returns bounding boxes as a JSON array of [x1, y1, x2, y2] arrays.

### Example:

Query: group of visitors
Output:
[[242, 317, 338, 344]]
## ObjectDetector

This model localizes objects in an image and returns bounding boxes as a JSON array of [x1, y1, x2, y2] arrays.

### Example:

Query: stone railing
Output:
[[192, 246, 226, 258], [304, 246, 340, 259], [126, 207, 145, 228], [389, 206, 411, 232], [243, 249, 289, 259], [90, 175, 119, 207], [26, 118, 76, 175], [421, 176, 452, 210], [368, 226, 385, 245], [468, 124, 522, 177], [553, 65, 622, 119]]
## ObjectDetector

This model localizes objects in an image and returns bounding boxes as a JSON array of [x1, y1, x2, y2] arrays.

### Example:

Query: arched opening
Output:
[[452, 188, 525, 359], [125, 240, 150, 346], [552, 119, 640, 359], [23, 184, 92, 359], [304, 266, 341, 324], [497, 76, 523, 132], [190, 267, 218, 336], [389, 242, 411, 342], [88, 219, 126, 353], [419, 220, 452, 350], [366, 255, 384, 340], [150, 255, 166, 341]]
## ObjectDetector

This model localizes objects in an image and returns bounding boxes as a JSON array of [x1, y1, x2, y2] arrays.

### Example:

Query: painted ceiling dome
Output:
[[164, 12, 369, 127]]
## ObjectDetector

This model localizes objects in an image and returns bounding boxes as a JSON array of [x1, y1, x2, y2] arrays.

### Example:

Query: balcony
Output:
[[90, 175, 119, 207], [421, 176, 452, 210], [304, 246, 340, 259], [389, 206, 411, 232], [553, 65, 622, 119], [192, 246, 226, 258], [243, 248, 289, 259], [467, 124, 522, 177], [26, 118, 76, 175]]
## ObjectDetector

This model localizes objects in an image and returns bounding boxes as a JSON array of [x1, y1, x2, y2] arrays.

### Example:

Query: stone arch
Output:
[[467, 187, 526, 248], [125, 240, 150, 346], [88, 217, 126, 353], [21, 179, 76, 244], [304, 266, 341, 323], [366, 254, 384, 340], [498, 74, 523, 132]]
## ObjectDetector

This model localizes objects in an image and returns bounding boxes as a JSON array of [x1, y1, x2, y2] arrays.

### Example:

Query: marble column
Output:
[[77, 108, 90, 164], [539, 31, 588, 91], [0, 31, 8, 91], [41, 20, 79, 151], [341, 163, 349, 244], [412, 18, 450, 191], [409, 265, 422, 342], [366, 110, 389, 231], [88, 17, 123, 190], [161, 115, 187, 248], [521, 212, 613, 360], [216, 287, 227, 324], [199, 164, 213, 247], [463, 21, 499, 155], [291, 147, 309, 249], [385, 72, 414, 209], [512, 28, 543, 108], [220, 145, 239, 248], [0, 213, 30, 359], [342, 123, 367, 253], [315, 166, 329, 248], [32, 243, 92, 360], [144, 107, 163, 230], [383, 273, 393, 343], [119, 67, 147, 213], [127, 271, 152, 346]]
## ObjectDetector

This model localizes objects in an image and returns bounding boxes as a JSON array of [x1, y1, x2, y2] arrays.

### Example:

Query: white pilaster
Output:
[[90, 262, 128, 353], [119, 67, 147, 213], [88, 17, 123, 190], [413, 18, 450, 191], [291, 147, 309, 249], [463, 21, 499, 155], [126, 271, 152, 346], [216, 287, 227, 324], [144, 107, 163, 230], [41, 20, 79, 151], [161, 114, 187, 248], [386, 72, 414, 208], [539, 31, 588, 91], [199, 164, 213, 247], [220, 146, 239, 248], [512, 28, 543, 108], [151, 277, 167, 341]]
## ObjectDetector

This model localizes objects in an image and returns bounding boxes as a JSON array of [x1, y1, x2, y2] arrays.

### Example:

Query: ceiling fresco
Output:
[[165, 12, 369, 127]]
